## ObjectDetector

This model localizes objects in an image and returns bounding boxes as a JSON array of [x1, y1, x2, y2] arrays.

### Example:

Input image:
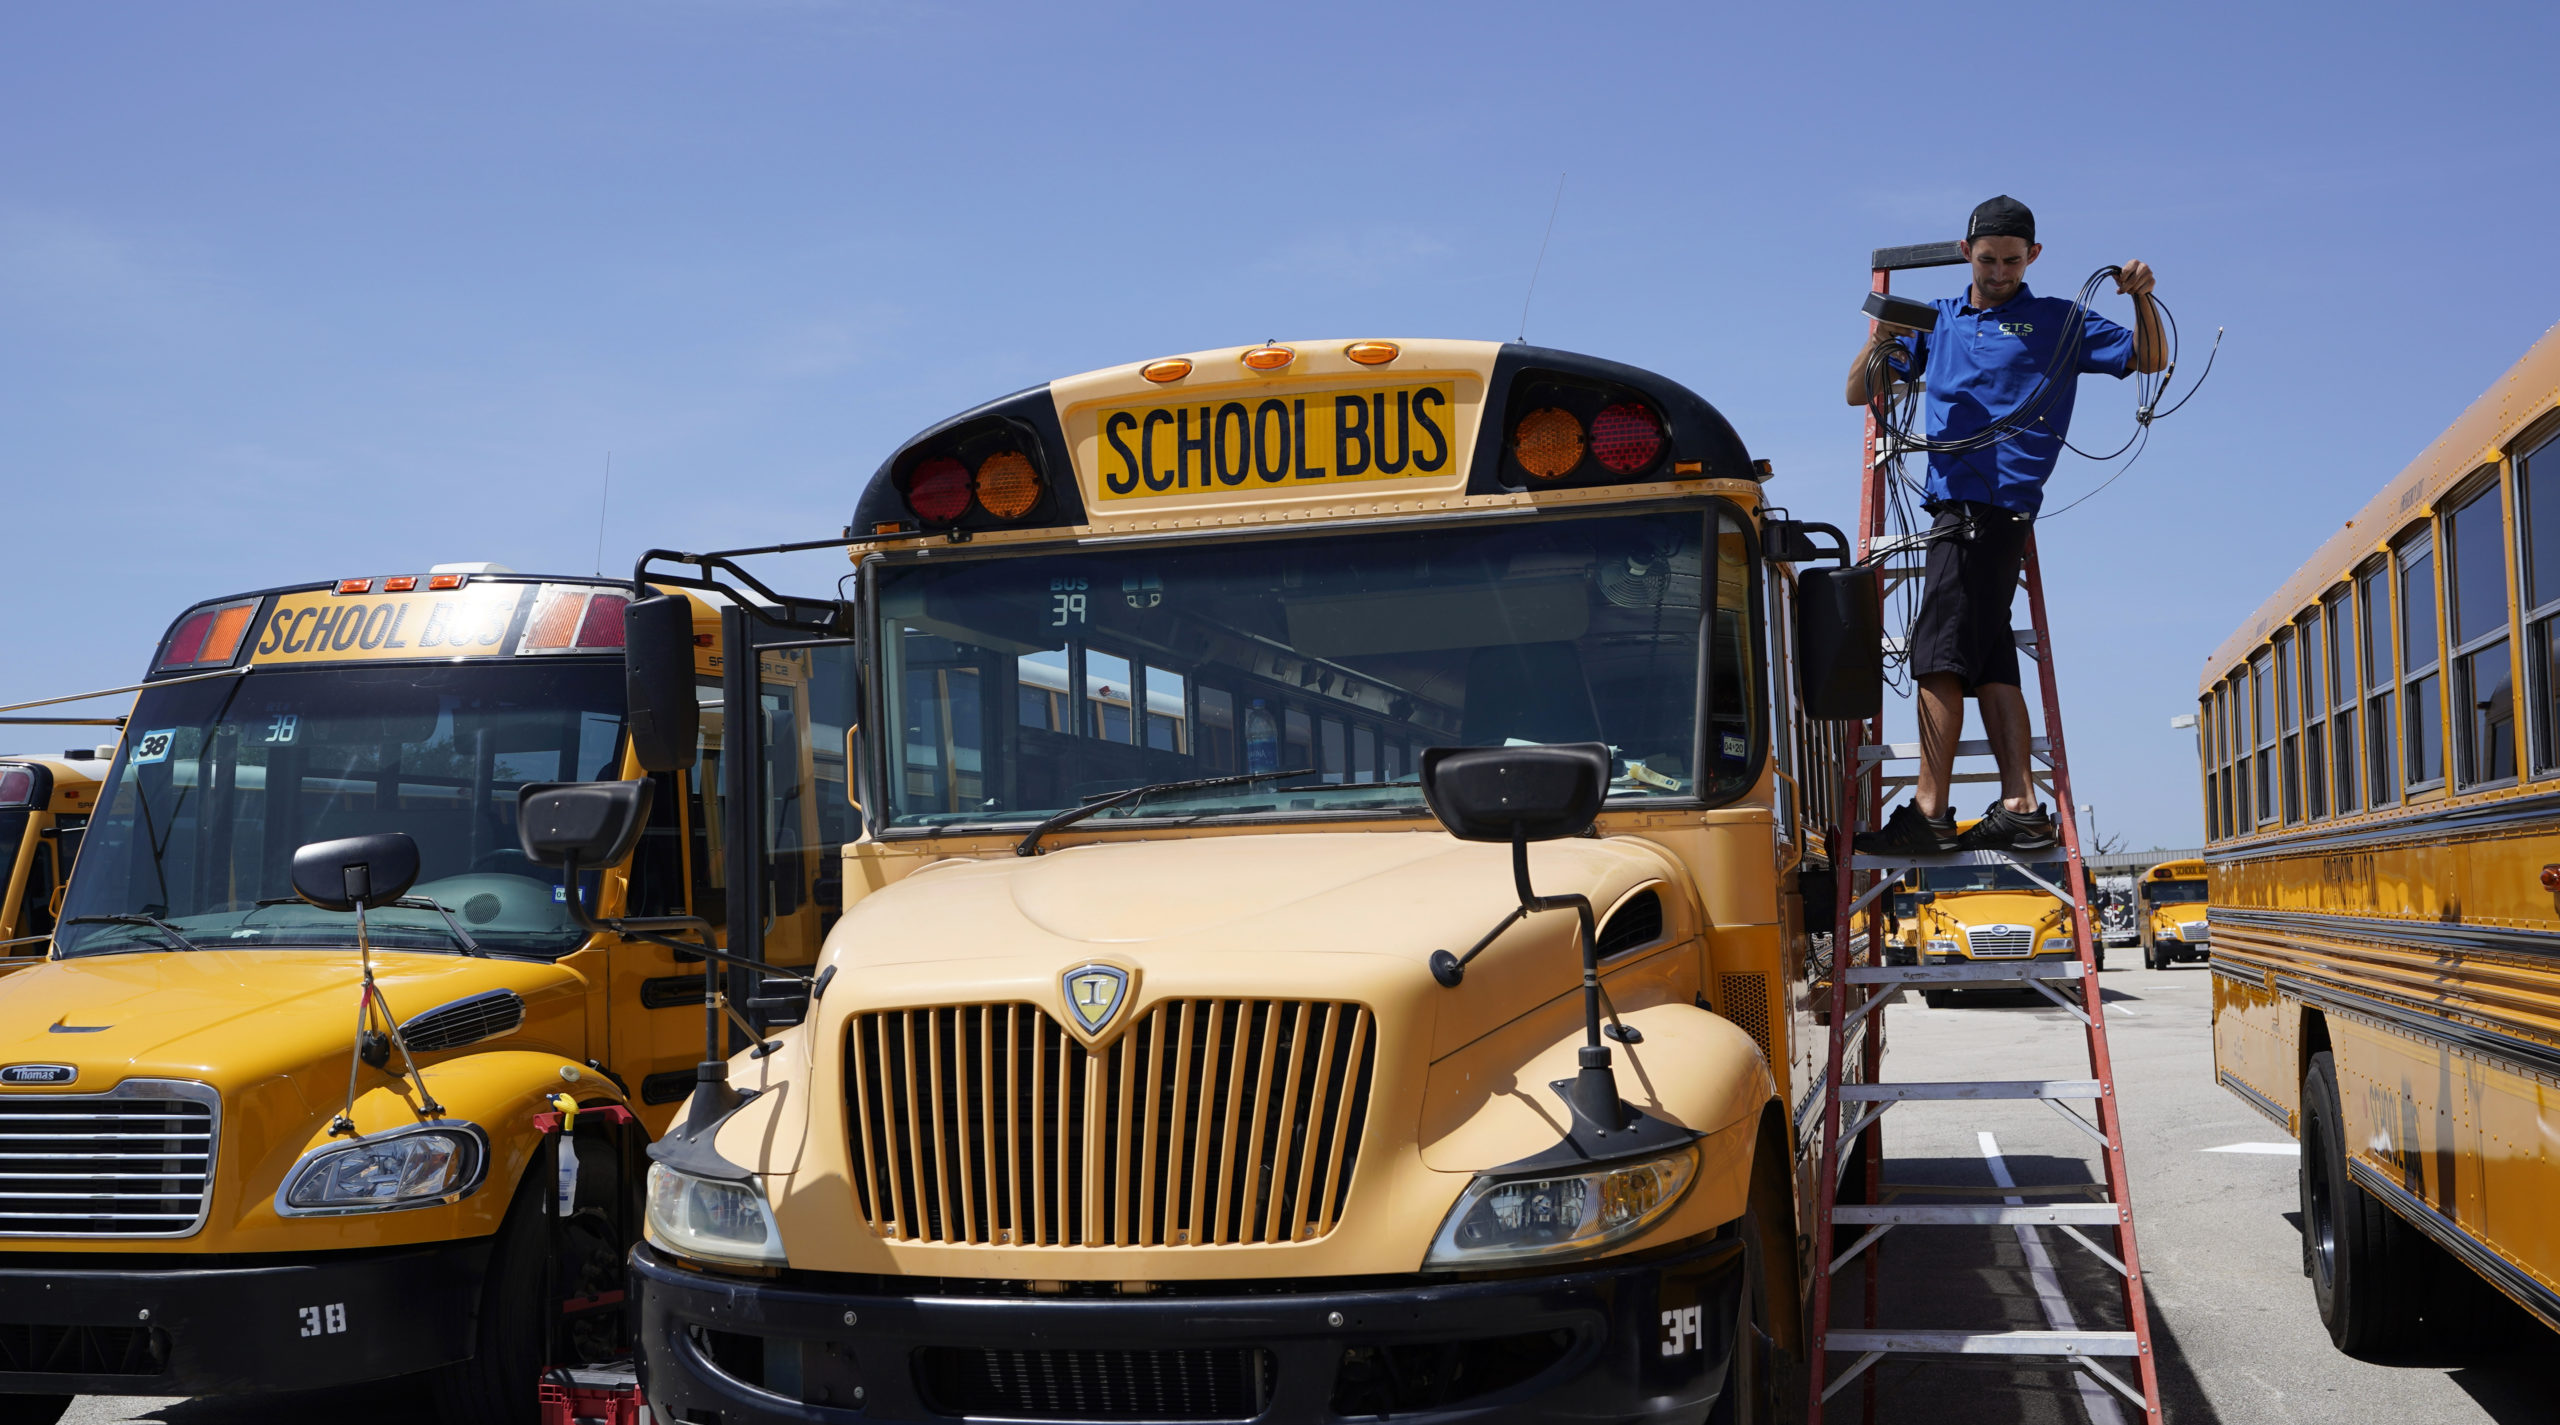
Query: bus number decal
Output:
[[298, 1302, 347, 1337], [1051, 577, 1089, 627], [1095, 383, 1454, 501], [263, 715, 299, 745], [1659, 1304, 1703, 1356], [131, 730, 176, 765]]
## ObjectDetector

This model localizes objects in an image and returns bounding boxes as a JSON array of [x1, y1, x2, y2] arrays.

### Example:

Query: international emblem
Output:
[[1061, 963, 1131, 1036]]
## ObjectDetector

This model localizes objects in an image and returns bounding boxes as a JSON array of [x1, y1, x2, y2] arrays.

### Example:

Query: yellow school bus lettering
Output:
[[1096, 382, 1454, 501]]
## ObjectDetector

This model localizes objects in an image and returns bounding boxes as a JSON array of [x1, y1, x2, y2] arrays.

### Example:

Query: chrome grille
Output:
[[400, 989, 525, 1052], [846, 1000, 1377, 1247], [2180, 922, 2210, 942], [0, 1081, 218, 1237], [1964, 926, 2034, 959]]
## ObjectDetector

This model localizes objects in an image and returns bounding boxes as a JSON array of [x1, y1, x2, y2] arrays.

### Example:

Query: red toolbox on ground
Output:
[[540, 1362, 645, 1425]]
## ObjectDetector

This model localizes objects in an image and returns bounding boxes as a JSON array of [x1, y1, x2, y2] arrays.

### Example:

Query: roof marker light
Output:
[[1241, 345, 1294, 372], [428, 573, 467, 590], [1345, 341, 1400, 366], [382, 576, 419, 592], [1141, 358, 1192, 383], [336, 578, 374, 595]]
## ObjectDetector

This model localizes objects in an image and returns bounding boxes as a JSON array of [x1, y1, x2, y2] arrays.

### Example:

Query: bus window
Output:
[[2300, 611, 2326, 819], [2276, 634, 2300, 823], [1196, 687, 1236, 771], [2522, 434, 2560, 774], [2325, 588, 2358, 813], [1284, 707, 1314, 775], [2250, 653, 2275, 824], [2446, 482, 2515, 785], [2361, 563, 2398, 803], [1144, 666, 1186, 752], [2399, 534, 2443, 788]]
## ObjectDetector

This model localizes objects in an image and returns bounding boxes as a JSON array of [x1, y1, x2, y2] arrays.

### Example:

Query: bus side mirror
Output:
[[518, 781, 654, 869], [1796, 564, 1882, 720], [1419, 742, 1609, 845], [1917, 891, 1937, 905], [624, 593, 700, 775], [292, 833, 421, 911]]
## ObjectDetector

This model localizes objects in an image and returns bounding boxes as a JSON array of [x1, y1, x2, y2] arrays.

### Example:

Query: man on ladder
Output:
[[1842, 195, 2163, 854]]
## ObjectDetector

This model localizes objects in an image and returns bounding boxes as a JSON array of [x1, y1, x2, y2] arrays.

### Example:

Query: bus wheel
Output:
[[1709, 1121, 1803, 1425], [431, 1165, 550, 1425], [2140, 941, 2156, 971], [2302, 1051, 2423, 1356], [1921, 989, 1953, 1009], [0, 1397, 70, 1425]]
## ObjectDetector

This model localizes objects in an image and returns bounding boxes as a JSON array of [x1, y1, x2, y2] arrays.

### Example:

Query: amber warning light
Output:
[[156, 598, 261, 672]]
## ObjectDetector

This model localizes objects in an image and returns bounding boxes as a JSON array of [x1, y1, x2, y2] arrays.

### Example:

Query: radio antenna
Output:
[[1517, 172, 1566, 343], [594, 452, 612, 577]]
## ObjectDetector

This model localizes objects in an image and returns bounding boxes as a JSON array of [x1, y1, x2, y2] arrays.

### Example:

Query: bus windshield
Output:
[[57, 662, 626, 959], [2147, 879, 2208, 905], [873, 508, 1749, 830]]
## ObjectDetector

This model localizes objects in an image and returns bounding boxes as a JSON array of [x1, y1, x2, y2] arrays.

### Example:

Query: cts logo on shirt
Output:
[[1997, 322, 2036, 335]]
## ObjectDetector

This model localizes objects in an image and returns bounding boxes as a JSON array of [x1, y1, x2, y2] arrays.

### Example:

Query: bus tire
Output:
[[431, 1164, 550, 1425], [1921, 989, 1953, 1009], [0, 1397, 70, 1425], [1709, 1118, 1803, 1425], [2302, 1051, 2424, 1356]]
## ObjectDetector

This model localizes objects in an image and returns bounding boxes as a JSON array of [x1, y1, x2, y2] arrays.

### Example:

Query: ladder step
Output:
[[1823, 1329, 2141, 1357], [1850, 847, 2071, 871], [1846, 961, 2083, 984], [1856, 736, 2049, 768], [1839, 1080, 2103, 1102], [1833, 1203, 2122, 1225]]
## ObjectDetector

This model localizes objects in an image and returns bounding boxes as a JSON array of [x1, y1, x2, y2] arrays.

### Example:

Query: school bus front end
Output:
[[628, 339, 1852, 1424], [1902, 857, 2086, 996], [0, 754, 105, 971], [2138, 860, 2209, 967], [0, 571, 752, 1420]]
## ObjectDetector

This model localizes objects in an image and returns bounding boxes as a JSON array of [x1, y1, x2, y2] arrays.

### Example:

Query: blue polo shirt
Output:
[[1885, 284, 2136, 515]]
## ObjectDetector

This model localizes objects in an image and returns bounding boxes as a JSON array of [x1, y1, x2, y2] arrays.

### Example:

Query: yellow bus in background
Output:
[[0, 753, 108, 968], [606, 338, 1870, 1423], [0, 566, 850, 1423], [2206, 322, 2560, 1354], [1899, 854, 2097, 1006], [2136, 859, 2209, 970]]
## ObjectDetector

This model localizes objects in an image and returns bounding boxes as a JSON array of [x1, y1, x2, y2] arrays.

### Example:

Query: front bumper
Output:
[[0, 1240, 490, 1397], [635, 1235, 1745, 1424]]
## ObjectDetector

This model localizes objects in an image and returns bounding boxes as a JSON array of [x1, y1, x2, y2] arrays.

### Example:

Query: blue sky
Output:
[[4, 1, 2553, 849]]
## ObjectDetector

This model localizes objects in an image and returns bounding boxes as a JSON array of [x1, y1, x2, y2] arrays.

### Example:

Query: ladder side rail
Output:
[[2021, 535, 2165, 1419]]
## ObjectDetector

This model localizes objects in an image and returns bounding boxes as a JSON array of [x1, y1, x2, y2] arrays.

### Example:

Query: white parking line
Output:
[[2202, 1141, 2299, 1155], [1981, 1130, 2124, 1425]]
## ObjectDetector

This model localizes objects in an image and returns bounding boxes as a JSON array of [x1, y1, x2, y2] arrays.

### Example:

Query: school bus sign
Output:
[[249, 586, 527, 663]]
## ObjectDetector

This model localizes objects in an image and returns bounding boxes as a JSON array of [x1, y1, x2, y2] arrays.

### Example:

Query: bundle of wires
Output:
[[1858, 265, 2219, 691]]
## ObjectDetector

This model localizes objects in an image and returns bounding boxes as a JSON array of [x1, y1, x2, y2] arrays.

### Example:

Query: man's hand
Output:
[[2114, 260, 2155, 297], [2117, 260, 2166, 373], [1869, 320, 1917, 345], [1847, 321, 1918, 405]]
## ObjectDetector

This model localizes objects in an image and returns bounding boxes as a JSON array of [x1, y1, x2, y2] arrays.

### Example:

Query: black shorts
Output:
[[1909, 502, 2031, 691]]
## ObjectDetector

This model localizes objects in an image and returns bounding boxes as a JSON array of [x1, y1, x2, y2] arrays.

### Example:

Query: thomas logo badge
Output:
[[1061, 963, 1132, 1039], [0, 1065, 75, 1086]]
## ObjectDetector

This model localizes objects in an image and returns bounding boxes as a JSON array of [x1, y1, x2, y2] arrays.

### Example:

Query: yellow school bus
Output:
[[2205, 321, 2560, 1354], [0, 753, 105, 969], [2135, 859, 2209, 970], [0, 568, 850, 1422], [605, 338, 1868, 1423], [1897, 853, 2095, 1006]]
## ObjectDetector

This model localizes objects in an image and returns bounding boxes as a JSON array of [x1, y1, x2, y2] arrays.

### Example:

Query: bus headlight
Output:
[[278, 1125, 486, 1215], [2041, 937, 2070, 950], [1926, 937, 1959, 958], [1423, 1145, 1696, 1268], [647, 1163, 787, 1267]]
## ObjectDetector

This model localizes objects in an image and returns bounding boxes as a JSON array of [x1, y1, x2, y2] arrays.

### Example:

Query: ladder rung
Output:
[[1823, 1329, 2141, 1357], [1857, 736, 2049, 768], [1838, 1080, 2103, 1102], [1849, 847, 2070, 871], [1845, 961, 2083, 983], [1833, 1203, 2122, 1226]]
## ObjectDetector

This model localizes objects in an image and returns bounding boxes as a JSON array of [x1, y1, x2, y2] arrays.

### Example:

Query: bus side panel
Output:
[[2210, 967, 2298, 1132], [2468, 1049, 2560, 1306]]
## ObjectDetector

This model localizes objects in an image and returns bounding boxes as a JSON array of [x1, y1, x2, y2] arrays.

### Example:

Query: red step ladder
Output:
[[1804, 241, 2164, 1422]]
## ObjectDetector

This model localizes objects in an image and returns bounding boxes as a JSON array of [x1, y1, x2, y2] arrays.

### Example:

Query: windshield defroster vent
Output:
[[400, 990, 525, 1053]]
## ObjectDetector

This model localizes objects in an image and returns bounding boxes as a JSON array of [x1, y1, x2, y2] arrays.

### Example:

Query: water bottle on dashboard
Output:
[[1244, 699, 1280, 774]]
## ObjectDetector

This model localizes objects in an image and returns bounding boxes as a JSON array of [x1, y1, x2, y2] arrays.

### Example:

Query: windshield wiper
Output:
[[250, 896, 487, 957], [67, 914, 204, 954], [1015, 768, 1318, 857]]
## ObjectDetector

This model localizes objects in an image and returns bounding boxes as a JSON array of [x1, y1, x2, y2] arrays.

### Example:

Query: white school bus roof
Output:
[[844, 338, 1766, 549], [2199, 320, 2560, 687]]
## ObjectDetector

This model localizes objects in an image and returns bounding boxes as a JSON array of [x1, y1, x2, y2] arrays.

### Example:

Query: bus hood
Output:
[[833, 829, 1685, 1055], [0, 950, 585, 1085], [1926, 893, 2067, 934]]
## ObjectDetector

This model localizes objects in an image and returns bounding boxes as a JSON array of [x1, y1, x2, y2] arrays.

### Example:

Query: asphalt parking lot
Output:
[[58, 961, 2557, 1425]]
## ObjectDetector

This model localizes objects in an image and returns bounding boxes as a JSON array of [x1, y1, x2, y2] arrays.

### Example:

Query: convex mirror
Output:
[[292, 833, 422, 911]]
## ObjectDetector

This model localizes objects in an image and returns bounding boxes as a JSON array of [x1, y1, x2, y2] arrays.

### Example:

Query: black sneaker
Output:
[[1853, 803, 1958, 856], [1958, 802, 2059, 852]]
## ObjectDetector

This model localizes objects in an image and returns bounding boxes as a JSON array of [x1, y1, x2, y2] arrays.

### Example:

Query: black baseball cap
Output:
[[1967, 195, 2036, 244]]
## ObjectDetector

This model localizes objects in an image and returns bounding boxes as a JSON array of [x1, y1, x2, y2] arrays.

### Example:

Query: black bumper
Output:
[[0, 1239, 491, 1397], [635, 1236, 1744, 1424]]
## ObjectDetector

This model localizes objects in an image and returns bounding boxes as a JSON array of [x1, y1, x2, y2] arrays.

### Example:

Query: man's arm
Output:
[[2117, 260, 2165, 374], [1845, 323, 1917, 406]]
